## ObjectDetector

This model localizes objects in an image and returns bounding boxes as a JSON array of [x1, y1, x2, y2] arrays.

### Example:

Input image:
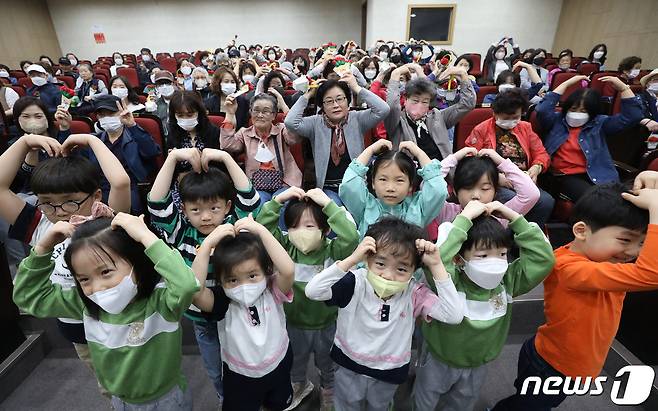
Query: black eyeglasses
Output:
[[36, 193, 92, 215]]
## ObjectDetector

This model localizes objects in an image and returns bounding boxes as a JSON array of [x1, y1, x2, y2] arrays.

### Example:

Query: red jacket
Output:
[[465, 117, 550, 171]]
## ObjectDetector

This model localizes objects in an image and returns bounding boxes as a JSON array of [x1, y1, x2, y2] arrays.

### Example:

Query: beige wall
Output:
[[0, 0, 61, 69], [553, 0, 658, 70]]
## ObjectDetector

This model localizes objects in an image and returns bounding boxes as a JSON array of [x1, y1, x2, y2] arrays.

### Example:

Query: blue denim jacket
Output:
[[537, 91, 643, 184]]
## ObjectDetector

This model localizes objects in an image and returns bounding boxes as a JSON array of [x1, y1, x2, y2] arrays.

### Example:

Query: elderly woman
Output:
[[284, 72, 390, 204], [221, 93, 302, 202], [73, 63, 108, 115], [191, 66, 212, 100]]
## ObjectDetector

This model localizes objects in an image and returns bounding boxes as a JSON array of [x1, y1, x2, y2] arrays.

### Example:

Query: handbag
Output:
[[251, 135, 285, 193]]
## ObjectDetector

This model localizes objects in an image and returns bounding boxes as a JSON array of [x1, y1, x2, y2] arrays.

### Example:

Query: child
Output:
[[256, 186, 360, 410], [428, 146, 540, 241], [493, 175, 658, 410], [0, 133, 130, 398], [191, 215, 296, 411], [147, 147, 260, 405], [339, 139, 448, 239], [12, 213, 200, 410], [305, 217, 463, 411], [414, 200, 555, 411]]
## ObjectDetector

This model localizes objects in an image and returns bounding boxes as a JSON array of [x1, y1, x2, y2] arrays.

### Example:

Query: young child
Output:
[[414, 200, 555, 411], [191, 215, 296, 411], [338, 139, 448, 239], [305, 217, 463, 411], [256, 186, 360, 410], [427, 146, 540, 241], [493, 175, 658, 410], [147, 147, 260, 405], [0, 133, 130, 399], [12, 213, 199, 410]]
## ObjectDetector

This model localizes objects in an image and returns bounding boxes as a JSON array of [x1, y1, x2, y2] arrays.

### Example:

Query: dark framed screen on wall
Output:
[[406, 4, 456, 45]]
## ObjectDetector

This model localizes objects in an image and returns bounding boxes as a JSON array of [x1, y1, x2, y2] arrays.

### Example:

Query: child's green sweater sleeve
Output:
[[503, 217, 555, 297], [325, 201, 360, 261], [255, 200, 288, 246], [145, 240, 200, 321], [12, 250, 85, 320]]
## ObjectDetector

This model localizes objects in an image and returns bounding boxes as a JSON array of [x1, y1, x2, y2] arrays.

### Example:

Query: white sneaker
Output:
[[284, 380, 314, 410]]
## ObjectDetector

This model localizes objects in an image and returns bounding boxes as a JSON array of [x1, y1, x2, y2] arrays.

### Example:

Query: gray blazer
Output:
[[284, 88, 390, 188], [384, 79, 476, 160]]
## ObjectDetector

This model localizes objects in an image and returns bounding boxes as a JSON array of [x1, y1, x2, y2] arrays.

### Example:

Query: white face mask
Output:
[[223, 279, 267, 306], [176, 114, 198, 131], [142, 54, 151, 62], [558, 63, 570, 70], [495, 118, 519, 130], [647, 83, 658, 94], [19, 118, 48, 134], [242, 74, 256, 85], [268, 53, 277, 61], [114, 57, 124, 65], [69, 58, 78, 66], [181, 66, 192, 76], [288, 228, 324, 254], [565, 112, 590, 128], [498, 84, 515, 93], [495, 51, 506, 60], [364, 69, 377, 80], [628, 69, 640, 79], [379, 51, 388, 61], [593, 51, 604, 60], [112, 87, 129, 99], [99, 115, 123, 132], [157, 84, 175, 97], [195, 78, 208, 89], [221, 83, 237, 95], [463, 257, 508, 290], [88, 269, 138, 314], [0, 69, 9, 78], [31, 76, 47, 86]]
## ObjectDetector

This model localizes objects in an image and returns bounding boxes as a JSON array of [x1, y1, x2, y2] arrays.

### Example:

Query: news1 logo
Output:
[[521, 365, 656, 405]]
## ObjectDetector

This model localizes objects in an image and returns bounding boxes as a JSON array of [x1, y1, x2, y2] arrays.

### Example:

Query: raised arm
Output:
[[149, 148, 201, 201], [201, 148, 251, 192], [191, 224, 236, 312]]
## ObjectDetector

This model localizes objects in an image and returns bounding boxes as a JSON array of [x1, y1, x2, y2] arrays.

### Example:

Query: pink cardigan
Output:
[[427, 154, 540, 241], [220, 122, 303, 188]]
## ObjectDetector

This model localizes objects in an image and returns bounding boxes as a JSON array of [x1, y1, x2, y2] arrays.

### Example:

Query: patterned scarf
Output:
[[406, 111, 429, 140], [324, 113, 348, 166]]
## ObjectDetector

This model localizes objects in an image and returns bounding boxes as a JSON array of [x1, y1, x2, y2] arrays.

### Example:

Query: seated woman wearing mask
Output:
[[109, 75, 144, 113], [25, 63, 60, 114], [145, 70, 178, 138], [385, 64, 475, 161], [137, 47, 161, 87], [638, 69, 658, 133], [177, 59, 196, 91], [58, 94, 160, 214], [584, 44, 608, 70], [483, 36, 521, 83], [192, 67, 212, 100], [291, 53, 310, 76], [618, 56, 642, 85], [238, 60, 258, 87], [257, 71, 295, 110], [546, 49, 575, 88], [356, 57, 380, 85], [519, 48, 549, 89], [482, 64, 544, 105], [109, 52, 129, 77], [537, 75, 642, 202], [466, 88, 554, 227], [0, 78, 19, 120], [221, 93, 302, 202], [285, 72, 390, 204], [204, 67, 249, 130], [73, 63, 108, 115]]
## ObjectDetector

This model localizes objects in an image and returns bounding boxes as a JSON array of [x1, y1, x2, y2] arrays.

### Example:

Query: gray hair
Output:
[[405, 78, 437, 100], [250, 93, 278, 114]]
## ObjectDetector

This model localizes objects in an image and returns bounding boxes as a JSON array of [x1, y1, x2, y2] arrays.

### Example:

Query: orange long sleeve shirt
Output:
[[535, 224, 658, 377]]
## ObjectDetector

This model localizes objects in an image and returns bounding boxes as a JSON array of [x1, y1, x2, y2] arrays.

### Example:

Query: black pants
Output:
[[551, 173, 594, 202], [492, 336, 567, 411], [222, 345, 293, 411]]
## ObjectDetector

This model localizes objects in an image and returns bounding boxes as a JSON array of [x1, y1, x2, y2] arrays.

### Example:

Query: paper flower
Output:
[[60, 86, 75, 98]]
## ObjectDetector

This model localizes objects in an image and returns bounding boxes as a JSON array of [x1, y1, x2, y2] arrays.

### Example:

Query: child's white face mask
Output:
[[462, 257, 508, 289], [224, 279, 266, 306], [88, 268, 137, 314]]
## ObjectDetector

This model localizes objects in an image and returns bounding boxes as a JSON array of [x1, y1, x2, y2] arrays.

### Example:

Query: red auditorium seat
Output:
[[453, 107, 493, 151], [578, 63, 599, 76], [11, 85, 25, 97], [467, 53, 482, 78], [134, 114, 166, 170], [160, 58, 178, 74], [550, 72, 583, 102], [68, 117, 94, 134], [476, 85, 497, 104], [57, 76, 75, 89], [18, 77, 33, 89], [117, 67, 140, 88]]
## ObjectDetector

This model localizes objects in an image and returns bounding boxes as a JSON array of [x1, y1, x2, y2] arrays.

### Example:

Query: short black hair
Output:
[[495, 70, 521, 87], [618, 56, 642, 72], [492, 88, 528, 114], [561, 88, 601, 119], [570, 182, 649, 233], [109, 75, 141, 105], [31, 156, 101, 195], [263, 70, 286, 92], [284, 199, 330, 233], [65, 218, 161, 319], [211, 232, 273, 282], [367, 149, 419, 194], [20, 60, 33, 72], [453, 156, 499, 193], [405, 78, 437, 99], [559, 49, 574, 58], [140, 48, 152, 54], [365, 217, 425, 269], [178, 167, 235, 204], [454, 55, 473, 72], [459, 215, 513, 255], [250, 93, 278, 114], [315, 79, 351, 109]]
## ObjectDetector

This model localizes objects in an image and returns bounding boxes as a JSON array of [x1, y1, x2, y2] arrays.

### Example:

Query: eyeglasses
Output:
[[322, 96, 347, 106], [36, 193, 92, 215], [251, 109, 274, 117]]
